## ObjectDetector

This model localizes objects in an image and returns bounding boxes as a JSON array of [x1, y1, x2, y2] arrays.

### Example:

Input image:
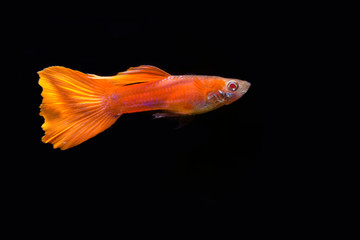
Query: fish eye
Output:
[[227, 81, 238, 92]]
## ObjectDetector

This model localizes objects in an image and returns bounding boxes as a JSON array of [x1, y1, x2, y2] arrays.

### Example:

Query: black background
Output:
[[11, 12, 323, 223]]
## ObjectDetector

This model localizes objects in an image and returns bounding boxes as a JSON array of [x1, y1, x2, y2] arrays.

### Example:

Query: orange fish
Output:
[[38, 65, 250, 150]]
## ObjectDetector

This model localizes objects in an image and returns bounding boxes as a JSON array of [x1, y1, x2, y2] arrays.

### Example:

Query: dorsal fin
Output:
[[89, 65, 170, 86], [123, 65, 170, 77]]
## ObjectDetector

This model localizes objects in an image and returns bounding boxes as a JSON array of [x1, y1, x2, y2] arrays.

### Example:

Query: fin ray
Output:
[[89, 65, 170, 86], [39, 66, 121, 150]]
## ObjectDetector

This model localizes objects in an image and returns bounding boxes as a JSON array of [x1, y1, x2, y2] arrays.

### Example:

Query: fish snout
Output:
[[240, 80, 251, 93]]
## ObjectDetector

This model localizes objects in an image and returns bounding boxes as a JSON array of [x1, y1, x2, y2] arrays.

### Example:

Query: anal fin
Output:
[[152, 112, 194, 129], [152, 112, 181, 119]]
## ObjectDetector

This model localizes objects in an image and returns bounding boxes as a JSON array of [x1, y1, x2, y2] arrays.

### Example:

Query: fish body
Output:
[[39, 65, 250, 150], [113, 76, 219, 114]]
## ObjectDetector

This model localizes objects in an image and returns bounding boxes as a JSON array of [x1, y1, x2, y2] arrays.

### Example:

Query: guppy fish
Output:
[[39, 65, 250, 150]]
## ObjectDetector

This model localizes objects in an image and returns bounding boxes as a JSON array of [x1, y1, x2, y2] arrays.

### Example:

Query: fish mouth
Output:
[[239, 81, 251, 95], [241, 81, 251, 93]]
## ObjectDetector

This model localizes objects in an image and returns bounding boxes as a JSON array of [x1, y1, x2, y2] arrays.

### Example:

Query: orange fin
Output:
[[193, 78, 207, 91], [39, 66, 122, 150], [193, 78, 212, 97], [89, 65, 170, 86]]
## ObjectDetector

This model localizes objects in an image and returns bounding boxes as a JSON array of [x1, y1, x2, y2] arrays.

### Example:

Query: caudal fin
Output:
[[39, 66, 122, 150]]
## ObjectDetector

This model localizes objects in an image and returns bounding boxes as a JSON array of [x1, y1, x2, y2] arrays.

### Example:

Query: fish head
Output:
[[222, 78, 251, 105], [206, 77, 251, 107]]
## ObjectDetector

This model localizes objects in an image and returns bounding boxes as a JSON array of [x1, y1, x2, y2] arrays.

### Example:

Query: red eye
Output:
[[227, 81, 238, 91]]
